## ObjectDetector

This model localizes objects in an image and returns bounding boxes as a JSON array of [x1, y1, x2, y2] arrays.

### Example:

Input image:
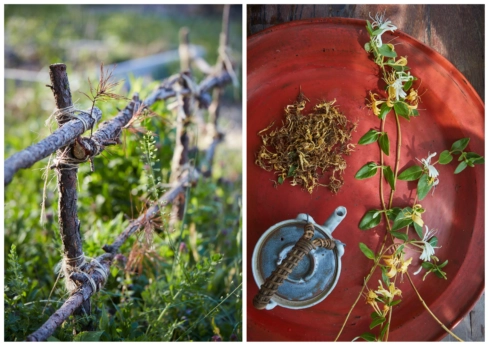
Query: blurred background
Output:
[[4, 4, 242, 341]]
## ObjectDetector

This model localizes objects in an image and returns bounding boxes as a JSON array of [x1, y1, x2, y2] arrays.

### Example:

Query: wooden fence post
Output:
[[48, 64, 91, 321]]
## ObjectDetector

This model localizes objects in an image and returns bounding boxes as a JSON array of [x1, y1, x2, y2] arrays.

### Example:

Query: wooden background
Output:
[[247, 4, 484, 342]]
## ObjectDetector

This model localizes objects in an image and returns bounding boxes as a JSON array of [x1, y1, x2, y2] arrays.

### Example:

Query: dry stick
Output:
[[48, 64, 91, 318], [406, 273, 463, 342], [203, 4, 231, 177], [4, 108, 102, 186], [26, 164, 201, 342]]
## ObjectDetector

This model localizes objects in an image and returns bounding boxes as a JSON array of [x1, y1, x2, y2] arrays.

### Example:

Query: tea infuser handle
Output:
[[253, 222, 335, 310]]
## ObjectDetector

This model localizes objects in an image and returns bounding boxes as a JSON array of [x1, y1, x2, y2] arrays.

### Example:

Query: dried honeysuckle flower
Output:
[[255, 91, 356, 194]]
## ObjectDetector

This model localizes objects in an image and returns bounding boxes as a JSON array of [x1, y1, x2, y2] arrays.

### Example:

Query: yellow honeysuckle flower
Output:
[[399, 257, 413, 274], [367, 92, 386, 116], [375, 280, 402, 300], [381, 254, 399, 278], [364, 289, 382, 315], [391, 56, 408, 66]]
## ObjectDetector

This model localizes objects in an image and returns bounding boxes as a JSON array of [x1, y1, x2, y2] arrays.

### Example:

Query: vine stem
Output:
[[406, 273, 463, 342]]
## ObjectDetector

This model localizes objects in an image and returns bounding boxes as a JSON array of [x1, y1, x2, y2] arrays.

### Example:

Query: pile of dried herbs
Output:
[[255, 92, 356, 194]]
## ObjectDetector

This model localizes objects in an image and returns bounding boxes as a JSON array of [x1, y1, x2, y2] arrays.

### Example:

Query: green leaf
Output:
[[434, 270, 446, 279], [451, 138, 470, 152], [438, 150, 453, 165], [99, 307, 109, 331], [382, 165, 395, 190], [380, 322, 390, 340], [370, 316, 386, 330], [359, 210, 382, 230], [366, 20, 374, 36], [438, 259, 449, 269], [355, 162, 379, 180], [454, 161, 467, 174], [410, 109, 419, 116], [413, 222, 423, 239], [465, 152, 484, 164], [379, 133, 390, 156], [428, 236, 438, 247], [378, 44, 397, 57], [287, 165, 297, 177], [379, 103, 392, 119], [422, 262, 434, 269], [416, 173, 432, 200], [403, 79, 413, 91], [278, 176, 284, 184], [359, 332, 376, 342], [358, 129, 380, 145], [397, 165, 423, 181], [371, 28, 385, 36], [390, 231, 408, 241], [47, 336, 60, 342], [365, 42, 371, 52], [359, 242, 375, 260], [391, 207, 412, 231], [74, 331, 105, 341], [386, 207, 402, 221], [393, 101, 410, 120], [389, 299, 402, 307]]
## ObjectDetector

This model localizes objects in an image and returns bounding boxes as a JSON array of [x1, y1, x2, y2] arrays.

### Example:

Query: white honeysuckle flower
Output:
[[391, 78, 407, 100], [419, 225, 438, 262], [417, 152, 440, 187], [369, 11, 398, 47]]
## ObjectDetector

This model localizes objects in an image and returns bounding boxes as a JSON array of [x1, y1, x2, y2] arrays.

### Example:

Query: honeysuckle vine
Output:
[[334, 13, 484, 342]]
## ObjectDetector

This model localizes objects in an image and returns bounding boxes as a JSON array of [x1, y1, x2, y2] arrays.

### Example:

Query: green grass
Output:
[[4, 5, 242, 342]]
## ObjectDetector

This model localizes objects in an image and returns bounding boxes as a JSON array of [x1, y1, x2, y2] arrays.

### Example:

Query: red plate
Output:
[[247, 18, 484, 341]]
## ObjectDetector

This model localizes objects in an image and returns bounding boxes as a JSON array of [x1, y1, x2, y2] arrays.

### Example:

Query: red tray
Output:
[[247, 18, 484, 341]]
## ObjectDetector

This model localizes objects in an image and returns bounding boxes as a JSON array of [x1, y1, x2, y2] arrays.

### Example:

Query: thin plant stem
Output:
[[406, 273, 463, 342], [388, 113, 402, 208]]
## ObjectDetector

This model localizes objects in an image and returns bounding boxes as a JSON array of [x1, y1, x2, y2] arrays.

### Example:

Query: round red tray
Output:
[[247, 18, 484, 341]]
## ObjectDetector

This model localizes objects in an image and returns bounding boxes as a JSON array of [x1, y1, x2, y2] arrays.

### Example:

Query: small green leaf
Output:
[[365, 42, 371, 52], [379, 322, 389, 340], [355, 162, 379, 179], [428, 236, 438, 247], [454, 161, 467, 174], [438, 260, 448, 269], [393, 101, 410, 120], [359, 210, 382, 230], [438, 150, 453, 165], [370, 316, 386, 330], [465, 152, 484, 164], [397, 165, 422, 181], [395, 244, 405, 255], [451, 138, 470, 152], [47, 337, 60, 342], [410, 109, 419, 116], [403, 79, 413, 91], [458, 152, 467, 161], [99, 307, 109, 331], [287, 165, 297, 177], [390, 231, 408, 241], [434, 270, 446, 279], [359, 332, 376, 342], [421, 262, 434, 270], [417, 173, 432, 200], [386, 207, 402, 221], [379, 133, 390, 156], [413, 222, 423, 239], [358, 129, 380, 145], [391, 207, 412, 231], [278, 176, 284, 184], [366, 20, 374, 35], [378, 44, 397, 57], [359, 242, 375, 260], [389, 300, 402, 307], [382, 165, 395, 190], [379, 103, 392, 119]]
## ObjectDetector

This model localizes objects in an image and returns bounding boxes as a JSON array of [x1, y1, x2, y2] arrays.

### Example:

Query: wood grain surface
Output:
[[247, 4, 484, 342]]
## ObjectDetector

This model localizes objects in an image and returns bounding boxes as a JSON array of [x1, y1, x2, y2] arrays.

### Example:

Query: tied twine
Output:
[[56, 253, 109, 294], [45, 105, 98, 133]]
